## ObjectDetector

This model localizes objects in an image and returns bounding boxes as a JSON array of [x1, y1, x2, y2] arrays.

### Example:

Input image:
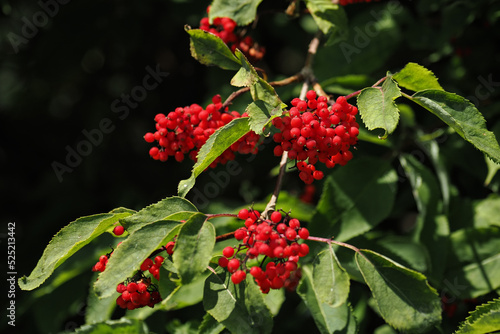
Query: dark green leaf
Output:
[[74, 318, 149, 334], [173, 213, 214, 284], [121, 196, 197, 233], [186, 28, 241, 70], [85, 279, 116, 324], [311, 157, 398, 242], [199, 313, 225, 334], [178, 117, 251, 197], [375, 235, 429, 273], [203, 268, 273, 334], [18, 211, 131, 291], [393, 62, 444, 92], [297, 266, 357, 334], [358, 77, 401, 139], [355, 250, 441, 332], [305, 0, 348, 46], [455, 297, 500, 334], [209, 0, 263, 26], [94, 220, 181, 298], [411, 90, 500, 164], [445, 227, 500, 298], [313, 244, 350, 307]]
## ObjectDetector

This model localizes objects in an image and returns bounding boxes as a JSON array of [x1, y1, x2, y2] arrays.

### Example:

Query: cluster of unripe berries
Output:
[[272, 90, 359, 184], [116, 275, 162, 310], [218, 208, 308, 293], [144, 94, 260, 167], [199, 7, 265, 63]]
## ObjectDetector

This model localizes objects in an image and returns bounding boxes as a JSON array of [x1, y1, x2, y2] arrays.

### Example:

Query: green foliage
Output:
[[305, 0, 348, 45], [393, 62, 444, 92], [73, 318, 149, 334], [455, 297, 500, 334], [208, 0, 263, 26], [355, 250, 442, 332]]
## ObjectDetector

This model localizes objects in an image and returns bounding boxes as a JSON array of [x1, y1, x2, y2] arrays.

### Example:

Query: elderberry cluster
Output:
[[116, 274, 162, 310], [218, 209, 308, 293], [144, 95, 260, 167], [199, 7, 265, 63], [272, 90, 359, 184]]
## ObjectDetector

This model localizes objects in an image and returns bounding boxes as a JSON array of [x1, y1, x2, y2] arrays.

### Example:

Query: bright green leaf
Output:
[[393, 62, 444, 92], [209, 0, 263, 26], [178, 117, 251, 197], [305, 0, 348, 46], [297, 266, 357, 334], [18, 211, 131, 291], [455, 297, 500, 334], [203, 268, 273, 334], [230, 51, 259, 87], [411, 90, 500, 164], [186, 28, 241, 70], [121, 196, 197, 233], [173, 213, 214, 284], [74, 318, 149, 334], [94, 220, 181, 298], [313, 244, 350, 307], [358, 77, 401, 139], [355, 250, 442, 332], [311, 157, 398, 242], [474, 194, 500, 227], [246, 100, 282, 134]]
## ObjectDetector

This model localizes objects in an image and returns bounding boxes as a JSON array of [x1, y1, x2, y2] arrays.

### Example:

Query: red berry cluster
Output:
[[339, 0, 380, 5], [92, 254, 110, 273], [140, 255, 165, 281], [144, 95, 260, 167], [116, 274, 162, 310], [218, 209, 309, 293], [272, 90, 359, 184], [199, 7, 265, 63]]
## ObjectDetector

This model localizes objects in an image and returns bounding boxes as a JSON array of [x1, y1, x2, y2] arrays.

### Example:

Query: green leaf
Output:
[[203, 268, 273, 334], [374, 235, 429, 273], [209, 0, 263, 26], [230, 51, 259, 87], [121, 196, 198, 233], [312, 244, 350, 307], [178, 117, 251, 197], [94, 220, 181, 298], [311, 157, 398, 242], [173, 213, 214, 284], [358, 77, 401, 139], [246, 100, 282, 134], [85, 280, 117, 324], [297, 266, 357, 334], [393, 62, 444, 92], [411, 90, 500, 164], [455, 297, 500, 334], [199, 313, 225, 334], [399, 154, 449, 282], [74, 318, 149, 334], [355, 250, 442, 332], [474, 194, 500, 228], [445, 227, 500, 298], [186, 28, 241, 70], [305, 0, 348, 46], [18, 211, 131, 291]]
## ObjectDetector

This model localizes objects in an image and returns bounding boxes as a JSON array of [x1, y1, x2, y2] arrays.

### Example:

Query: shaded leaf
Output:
[[173, 213, 215, 284], [411, 90, 500, 164], [199, 313, 225, 334], [305, 0, 348, 45], [19, 211, 131, 291], [297, 266, 357, 334], [203, 268, 273, 334], [74, 318, 149, 334], [355, 250, 442, 332]]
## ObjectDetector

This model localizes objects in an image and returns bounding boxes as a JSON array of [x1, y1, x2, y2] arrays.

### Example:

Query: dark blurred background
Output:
[[1, 0, 499, 333]]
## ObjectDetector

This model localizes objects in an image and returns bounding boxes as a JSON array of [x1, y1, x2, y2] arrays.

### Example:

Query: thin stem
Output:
[[206, 213, 237, 220], [216, 231, 236, 242], [345, 75, 388, 101], [262, 150, 289, 218], [307, 236, 361, 253]]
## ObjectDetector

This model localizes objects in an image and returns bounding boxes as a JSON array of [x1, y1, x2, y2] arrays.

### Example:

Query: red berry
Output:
[[298, 228, 309, 240], [144, 132, 155, 143], [238, 208, 249, 220], [113, 225, 125, 236], [218, 257, 229, 267], [127, 282, 138, 293], [223, 246, 235, 258], [141, 258, 154, 271], [270, 211, 282, 223], [227, 258, 240, 273], [154, 256, 165, 266], [231, 270, 247, 284]]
